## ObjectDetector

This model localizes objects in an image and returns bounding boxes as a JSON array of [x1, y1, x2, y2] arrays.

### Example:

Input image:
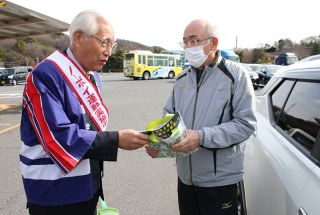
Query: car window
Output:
[[17, 70, 26, 74], [273, 80, 320, 151], [267, 66, 282, 74], [271, 80, 295, 123], [6, 69, 14, 75]]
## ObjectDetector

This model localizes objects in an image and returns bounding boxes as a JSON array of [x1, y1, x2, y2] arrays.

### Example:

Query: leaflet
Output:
[[142, 111, 194, 158]]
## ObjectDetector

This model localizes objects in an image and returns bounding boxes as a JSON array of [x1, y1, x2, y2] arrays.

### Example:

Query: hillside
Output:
[[0, 33, 167, 67], [0, 33, 319, 69], [116, 39, 166, 53]]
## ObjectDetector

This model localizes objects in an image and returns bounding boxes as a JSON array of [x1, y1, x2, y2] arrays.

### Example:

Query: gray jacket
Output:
[[164, 56, 256, 187]]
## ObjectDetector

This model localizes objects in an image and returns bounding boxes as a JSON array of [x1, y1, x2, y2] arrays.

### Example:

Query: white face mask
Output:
[[185, 44, 210, 68]]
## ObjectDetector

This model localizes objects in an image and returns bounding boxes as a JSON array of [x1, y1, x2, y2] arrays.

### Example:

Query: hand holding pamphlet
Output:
[[142, 111, 195, 158]]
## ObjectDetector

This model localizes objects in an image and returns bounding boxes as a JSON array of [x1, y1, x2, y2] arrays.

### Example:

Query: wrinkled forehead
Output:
[[183, 24, 205, 40], [97, 20, 115, 40]]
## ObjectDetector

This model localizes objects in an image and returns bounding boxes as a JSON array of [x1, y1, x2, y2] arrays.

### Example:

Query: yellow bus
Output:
[[123, 50, 183, 80]]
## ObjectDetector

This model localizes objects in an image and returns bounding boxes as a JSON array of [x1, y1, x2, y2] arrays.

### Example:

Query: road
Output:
[[0, 73, 179, 215]]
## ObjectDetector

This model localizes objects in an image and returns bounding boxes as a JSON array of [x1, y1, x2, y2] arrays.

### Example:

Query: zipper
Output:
[[191, 85, 199, 129], [189, 78, 201, 185]]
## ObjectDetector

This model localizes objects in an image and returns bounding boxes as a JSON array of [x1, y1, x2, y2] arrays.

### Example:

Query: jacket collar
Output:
[[188, 56, 223, 87]]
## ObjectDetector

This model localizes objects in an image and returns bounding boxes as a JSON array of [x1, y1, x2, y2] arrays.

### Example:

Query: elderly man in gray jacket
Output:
[[146, 19, 256, 215]]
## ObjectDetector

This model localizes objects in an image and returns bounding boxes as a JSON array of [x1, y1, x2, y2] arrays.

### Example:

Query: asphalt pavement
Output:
[[0, 73, 179, 215], [0, 72, 261, 214]]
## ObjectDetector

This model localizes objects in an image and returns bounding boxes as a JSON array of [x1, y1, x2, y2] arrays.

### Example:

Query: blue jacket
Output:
[[20, 52, 117, 206]]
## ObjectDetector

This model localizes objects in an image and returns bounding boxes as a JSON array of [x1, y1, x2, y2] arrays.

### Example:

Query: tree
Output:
[[235, 50, 243, 61], [22, 37, 37, 43], [251, 48, 269, 64], [311, 42, 320, 55], [15, 39, 26, 52], [277, 38, 294, 52], [0, 49, 5, 59], [264, 43, 276, 53], [152, 46, 165, 53], [104, 47, 125, 72]]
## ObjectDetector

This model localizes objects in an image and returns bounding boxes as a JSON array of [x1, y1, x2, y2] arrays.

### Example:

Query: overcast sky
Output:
[[10, 0, 319, 51]]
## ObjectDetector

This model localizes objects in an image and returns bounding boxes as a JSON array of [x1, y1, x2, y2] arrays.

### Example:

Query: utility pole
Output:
[[235, 36, 238, 50]]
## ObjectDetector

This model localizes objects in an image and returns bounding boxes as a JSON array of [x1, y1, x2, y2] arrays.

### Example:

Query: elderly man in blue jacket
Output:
[[20, 10, 150, 215]]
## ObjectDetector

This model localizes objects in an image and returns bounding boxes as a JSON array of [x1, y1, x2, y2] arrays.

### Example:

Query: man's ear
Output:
[[212, 37, 219, 50], [73, 31, 84, 47]]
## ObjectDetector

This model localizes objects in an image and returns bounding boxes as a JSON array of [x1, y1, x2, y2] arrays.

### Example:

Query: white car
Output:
[[298, 54, 320, 63], [243, 60, 320, 215]]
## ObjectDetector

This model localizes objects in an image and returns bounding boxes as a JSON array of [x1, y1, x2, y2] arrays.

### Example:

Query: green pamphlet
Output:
[[97, 197, 119, 215], [143, 111, 192, 158]]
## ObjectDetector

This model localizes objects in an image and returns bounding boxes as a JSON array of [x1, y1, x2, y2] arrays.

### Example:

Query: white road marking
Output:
[[0, 92, 22, 99]]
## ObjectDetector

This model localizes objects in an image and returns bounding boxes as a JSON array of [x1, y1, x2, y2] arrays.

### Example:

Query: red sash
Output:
[[47, 50, 109, 131]]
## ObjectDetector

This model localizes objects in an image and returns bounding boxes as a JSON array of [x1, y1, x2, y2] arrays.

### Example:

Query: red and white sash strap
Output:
[[47, 51, 109, 131]]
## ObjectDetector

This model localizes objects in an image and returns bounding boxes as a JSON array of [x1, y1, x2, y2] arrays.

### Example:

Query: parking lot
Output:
[[0, 73, 180, 215]]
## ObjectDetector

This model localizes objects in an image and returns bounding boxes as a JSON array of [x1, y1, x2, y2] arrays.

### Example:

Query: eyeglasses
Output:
[[90, 35, 117, 49], [179, 37, 213, 49]]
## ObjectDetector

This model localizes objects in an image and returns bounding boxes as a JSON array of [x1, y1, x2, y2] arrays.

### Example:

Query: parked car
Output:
[[275, 52, 298, 65], [242, 63, 259, 90], [243, 60, 320, 215], [255, 64, 283, 86], [246, 63, 260, 71], [0, 66, 31, 85], [0, 67, 15, 85], [297, 54, 320, 63]]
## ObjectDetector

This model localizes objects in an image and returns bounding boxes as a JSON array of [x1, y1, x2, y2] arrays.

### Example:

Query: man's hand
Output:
[[145, 146, 159, 158], [171, 129, 200, 153], [118, 129, 150, 150]]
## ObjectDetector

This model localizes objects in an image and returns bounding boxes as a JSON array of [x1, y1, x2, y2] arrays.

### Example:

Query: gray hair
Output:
[[204, 22, 218, 39], [68, 10, 109, 46]]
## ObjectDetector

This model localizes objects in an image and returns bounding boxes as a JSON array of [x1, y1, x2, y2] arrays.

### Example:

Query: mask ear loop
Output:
[[204, 39, 218, 66], [211, 37, 219, 53]]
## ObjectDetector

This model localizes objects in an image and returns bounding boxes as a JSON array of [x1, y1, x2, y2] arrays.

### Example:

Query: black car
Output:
[[0, 66, 31, 86], [242, 63, 259, 90], [255, 64, 283, 86]]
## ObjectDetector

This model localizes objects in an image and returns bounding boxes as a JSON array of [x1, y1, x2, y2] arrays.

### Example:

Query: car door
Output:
[[245, 78, 320, 215], [297, 165, 320, 215], [16, 69, 27, 83], [14, 70, 21, 82], [16, 70, 23, 82], [287, 81, 320, 215]]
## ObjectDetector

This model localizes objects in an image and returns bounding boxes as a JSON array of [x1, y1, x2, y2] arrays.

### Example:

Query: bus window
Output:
[[138, 55, 142, 64], [142, 56, 146, 65], [125, 54, 134, 60], [169, 57, 175, 66], [147, 56, 154, 66], [154, 56, 168, 66], [138, 55, 146, 64], [176, 59, 182, 67]]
